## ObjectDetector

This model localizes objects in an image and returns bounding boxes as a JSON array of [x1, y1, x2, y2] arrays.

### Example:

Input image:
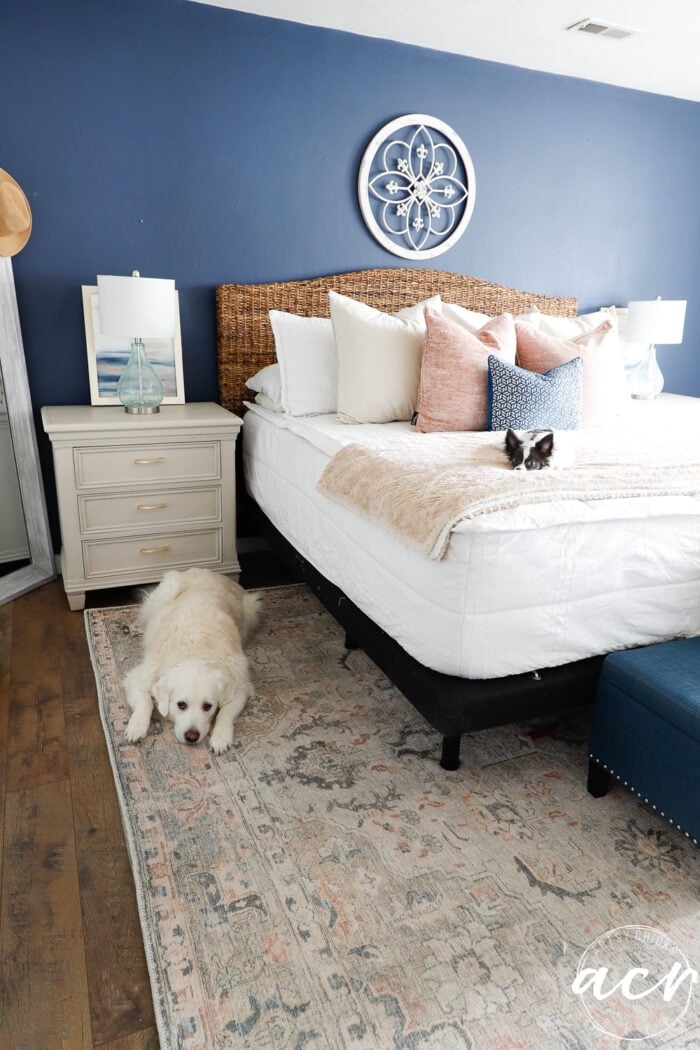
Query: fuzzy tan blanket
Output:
[[316, 428, 700, 559]]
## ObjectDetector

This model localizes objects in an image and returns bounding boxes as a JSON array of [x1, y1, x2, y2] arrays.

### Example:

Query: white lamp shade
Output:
[[625, 299, 687, 345], [97, 273, 176, 339]]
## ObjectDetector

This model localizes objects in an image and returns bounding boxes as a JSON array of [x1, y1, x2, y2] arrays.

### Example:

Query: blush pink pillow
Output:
[[515, 321, 623, 426], [415, 308, 516, 432]]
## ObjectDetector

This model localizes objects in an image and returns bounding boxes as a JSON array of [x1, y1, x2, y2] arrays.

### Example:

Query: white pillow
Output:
[[269, 311, 338, 415], [441, 302, 493, 333], [329, 292, 441, 424], [519, 305, 613, 336], [246, 362, 283, 411], [254, 392, 282, 413]]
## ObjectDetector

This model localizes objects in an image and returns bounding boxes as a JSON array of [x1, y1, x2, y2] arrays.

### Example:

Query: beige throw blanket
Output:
[[316, 428, 700, 559]]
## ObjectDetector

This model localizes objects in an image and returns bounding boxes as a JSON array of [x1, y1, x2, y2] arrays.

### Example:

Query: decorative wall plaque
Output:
[[358, 114, 476, 259]]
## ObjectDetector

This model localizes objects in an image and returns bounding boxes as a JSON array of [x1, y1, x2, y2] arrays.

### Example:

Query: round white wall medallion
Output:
[[358, 114, 476, 260]]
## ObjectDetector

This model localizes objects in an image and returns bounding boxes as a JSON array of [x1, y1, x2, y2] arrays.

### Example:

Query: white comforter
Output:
[[242, 394, 700, 679]]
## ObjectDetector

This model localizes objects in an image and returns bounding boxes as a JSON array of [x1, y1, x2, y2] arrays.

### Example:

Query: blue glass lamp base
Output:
[[117, 339, 164, 414], [628, 344, 664, 400]]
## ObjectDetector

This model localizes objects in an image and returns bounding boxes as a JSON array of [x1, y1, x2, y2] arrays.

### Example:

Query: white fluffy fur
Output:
[[124, 568, 260, 754]]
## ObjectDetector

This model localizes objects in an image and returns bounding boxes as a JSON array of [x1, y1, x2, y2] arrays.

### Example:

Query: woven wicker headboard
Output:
[[216, 268, 577, 414]]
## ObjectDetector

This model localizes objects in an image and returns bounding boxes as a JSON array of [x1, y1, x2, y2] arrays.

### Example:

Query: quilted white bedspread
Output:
[[242, 394, 700, 679]]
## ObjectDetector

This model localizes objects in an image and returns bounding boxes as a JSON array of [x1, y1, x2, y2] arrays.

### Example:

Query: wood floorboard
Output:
[[5, 584, 68, 792], [94, 1028, 161, 1050], [61, 602, 155, 1043], [0, 779, 92, 1050], [0, 600, 12, 1022], [64, 684, 155, 1043], [0, 580, 157, 1050]]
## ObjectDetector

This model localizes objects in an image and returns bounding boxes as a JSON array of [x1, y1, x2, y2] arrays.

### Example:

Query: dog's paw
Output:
[[209, 726, 234, 755], [125, 710, 151, 743]]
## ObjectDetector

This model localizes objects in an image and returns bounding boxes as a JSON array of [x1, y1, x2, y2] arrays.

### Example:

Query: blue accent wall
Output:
[[3, 0, 700, 531]]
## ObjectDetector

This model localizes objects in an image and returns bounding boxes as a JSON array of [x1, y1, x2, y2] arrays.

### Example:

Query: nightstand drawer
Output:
[[83, 529, 222, 578], [78, 486, 221, 533], [74, 441, 221, 489]]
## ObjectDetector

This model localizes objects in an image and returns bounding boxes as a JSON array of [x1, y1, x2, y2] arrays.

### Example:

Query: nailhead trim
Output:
[[589, 755, 697, 848]]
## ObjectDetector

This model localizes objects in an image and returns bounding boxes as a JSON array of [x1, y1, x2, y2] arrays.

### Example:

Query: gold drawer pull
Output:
[[139, 544, 170, 555], [134, 456, 166, 465], [137, 502, 168, 511]]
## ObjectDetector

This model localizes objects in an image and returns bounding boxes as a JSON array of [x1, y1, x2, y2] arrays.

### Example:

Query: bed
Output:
[[216, 268, 700, 769]]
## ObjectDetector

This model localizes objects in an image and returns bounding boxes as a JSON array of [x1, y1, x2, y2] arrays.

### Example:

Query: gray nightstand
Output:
[[42, 402, 242, 610]]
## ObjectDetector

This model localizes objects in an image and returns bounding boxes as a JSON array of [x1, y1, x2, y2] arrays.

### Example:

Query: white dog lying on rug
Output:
[[124, 568, 260, 754]]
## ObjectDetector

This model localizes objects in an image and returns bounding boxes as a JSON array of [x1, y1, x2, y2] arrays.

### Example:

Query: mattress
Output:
[[242, 396, 700, 679]]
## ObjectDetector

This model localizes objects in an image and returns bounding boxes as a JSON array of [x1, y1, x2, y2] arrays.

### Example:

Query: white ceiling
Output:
[[188, 0, 700, 102]]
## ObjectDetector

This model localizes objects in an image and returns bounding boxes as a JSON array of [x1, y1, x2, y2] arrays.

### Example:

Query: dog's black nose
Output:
[[184, 728, 200, 744]]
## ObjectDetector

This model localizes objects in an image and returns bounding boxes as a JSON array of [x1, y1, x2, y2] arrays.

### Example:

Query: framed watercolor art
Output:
[[82, 285, 185, 406]]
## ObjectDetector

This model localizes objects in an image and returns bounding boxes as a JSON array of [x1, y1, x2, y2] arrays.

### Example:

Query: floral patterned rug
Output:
[[86, 585, 699, 1050]]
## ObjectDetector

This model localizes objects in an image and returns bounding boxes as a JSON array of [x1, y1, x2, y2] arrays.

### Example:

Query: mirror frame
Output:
[[0, 256, 55, 605]]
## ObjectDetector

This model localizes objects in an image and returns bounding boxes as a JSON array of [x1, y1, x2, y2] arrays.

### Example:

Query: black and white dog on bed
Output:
[[504, 428, 574, 472]]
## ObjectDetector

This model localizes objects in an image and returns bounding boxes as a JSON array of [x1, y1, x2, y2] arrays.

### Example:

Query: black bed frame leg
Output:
[[440, 735, 461, 771], [344, 631, 359, 650], [587, 759, 611, 798]]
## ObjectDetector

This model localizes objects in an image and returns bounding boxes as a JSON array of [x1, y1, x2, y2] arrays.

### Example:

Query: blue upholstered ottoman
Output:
[[587, 636, 700, 846]]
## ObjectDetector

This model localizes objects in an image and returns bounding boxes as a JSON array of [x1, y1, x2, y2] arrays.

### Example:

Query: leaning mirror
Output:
[[0, 255, 54, 605]]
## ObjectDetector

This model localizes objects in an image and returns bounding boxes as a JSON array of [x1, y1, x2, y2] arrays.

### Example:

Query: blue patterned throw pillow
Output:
[[487, 354, 583, 430]]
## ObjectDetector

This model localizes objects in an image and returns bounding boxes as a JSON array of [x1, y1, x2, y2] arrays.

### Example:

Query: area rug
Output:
[[86, 585, 700, 1050]]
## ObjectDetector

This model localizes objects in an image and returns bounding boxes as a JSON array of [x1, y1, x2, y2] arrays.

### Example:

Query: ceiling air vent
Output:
[[567, 17, 640, 40]]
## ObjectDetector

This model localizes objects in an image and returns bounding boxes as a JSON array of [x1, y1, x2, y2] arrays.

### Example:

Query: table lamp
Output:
[[97, 271, 176, 413], [624, 297, 687, 400]]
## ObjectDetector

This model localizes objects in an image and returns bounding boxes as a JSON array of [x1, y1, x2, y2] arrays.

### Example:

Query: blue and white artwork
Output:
[[95, 344, 179, 398], [85, 289, 184, 405]]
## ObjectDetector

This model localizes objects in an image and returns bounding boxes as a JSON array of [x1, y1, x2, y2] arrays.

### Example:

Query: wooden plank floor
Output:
[[0, 580, 159, 1050], [0, 555, 295, 1050]]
